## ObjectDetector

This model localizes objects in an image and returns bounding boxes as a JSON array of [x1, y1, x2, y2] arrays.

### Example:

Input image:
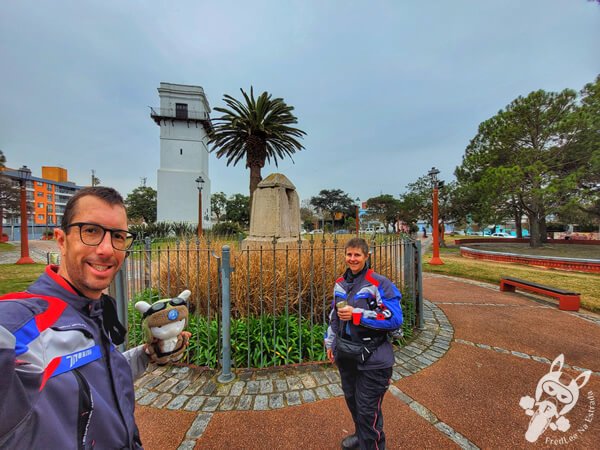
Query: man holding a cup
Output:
[[325, 238, 403, 450]]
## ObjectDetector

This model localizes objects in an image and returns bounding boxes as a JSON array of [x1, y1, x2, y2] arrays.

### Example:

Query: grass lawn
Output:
[[0, 264, 45, 294], [423, 246, 600, 313], [0, 242, 16, 252]]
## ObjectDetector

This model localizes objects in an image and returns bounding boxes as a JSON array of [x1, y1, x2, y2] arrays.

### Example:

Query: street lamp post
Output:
[[45, 203, 50, 238], [16, 165, 34, 265], [428, 167, 444, 266], [355, 197, 360, 236], [195, 176, 205, 239]]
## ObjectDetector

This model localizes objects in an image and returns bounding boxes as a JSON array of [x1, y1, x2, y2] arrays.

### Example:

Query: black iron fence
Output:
[[109, 235, 423, 372]]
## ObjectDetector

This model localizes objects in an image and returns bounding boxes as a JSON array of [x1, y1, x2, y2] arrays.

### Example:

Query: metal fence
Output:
[[110, 235, 423, 373]]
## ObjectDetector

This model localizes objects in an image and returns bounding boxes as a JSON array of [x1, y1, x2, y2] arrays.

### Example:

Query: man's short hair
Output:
[[344, 237, 369, 256], [61, 186, 126, 230]]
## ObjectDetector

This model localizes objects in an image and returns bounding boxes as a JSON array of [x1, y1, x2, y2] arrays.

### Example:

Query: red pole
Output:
[[197, 188, 203, 239], [17, 180, 34, 265], [429, 185, 444, 265]]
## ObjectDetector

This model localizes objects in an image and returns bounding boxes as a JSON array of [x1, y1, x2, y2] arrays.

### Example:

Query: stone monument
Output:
[[243, 173, 301, 247]]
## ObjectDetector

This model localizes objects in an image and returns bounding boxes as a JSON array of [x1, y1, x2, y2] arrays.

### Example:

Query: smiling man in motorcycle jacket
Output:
[[325, 238, 403, 450], [0, 187, 156, 449]]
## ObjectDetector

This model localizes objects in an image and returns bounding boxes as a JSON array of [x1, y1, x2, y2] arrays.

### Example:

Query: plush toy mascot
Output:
[[135, 289, 191, 365]]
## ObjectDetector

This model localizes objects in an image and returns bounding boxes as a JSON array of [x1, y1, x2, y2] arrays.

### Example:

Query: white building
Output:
[[151, 82, 212, 225]]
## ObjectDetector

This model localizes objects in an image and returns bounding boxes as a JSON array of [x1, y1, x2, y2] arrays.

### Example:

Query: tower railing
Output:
[[149, 107, 210, 121]]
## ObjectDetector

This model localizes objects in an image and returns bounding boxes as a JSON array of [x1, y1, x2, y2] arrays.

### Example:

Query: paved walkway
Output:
[[134, 274, 600, 449], [0, 240, 58, 264]]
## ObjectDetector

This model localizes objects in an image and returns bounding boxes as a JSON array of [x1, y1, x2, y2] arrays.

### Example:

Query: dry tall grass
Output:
[[128, 236, 410, 323]]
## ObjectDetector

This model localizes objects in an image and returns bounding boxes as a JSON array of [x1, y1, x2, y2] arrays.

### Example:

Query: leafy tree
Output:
[[211, 192, 228, 223], [125, 185, 157, 224], [225, 193, 250, 227], [400, 175, 460, 241], [397, 191, 424, 228], [0, 150, 22, 237], [300, 206, 318, 231], [568, 76, 600, 220], [310, 189, 355, 229], [91, 170, 101, 187], [208, 87, 306, 210], [455, 88, 583, 247], [365, 195, 401, 232]]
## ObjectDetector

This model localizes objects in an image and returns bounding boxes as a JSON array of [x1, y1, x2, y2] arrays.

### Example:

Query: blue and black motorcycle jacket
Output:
[[0, 265, 144, 449], [324, 267, 403, 370]]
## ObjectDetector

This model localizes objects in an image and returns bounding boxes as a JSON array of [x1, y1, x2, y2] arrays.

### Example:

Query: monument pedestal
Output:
[[243, 173, 302, 249]]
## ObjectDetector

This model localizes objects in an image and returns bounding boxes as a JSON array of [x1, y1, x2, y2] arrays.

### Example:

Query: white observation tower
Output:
[[151, 82, 212, 225]]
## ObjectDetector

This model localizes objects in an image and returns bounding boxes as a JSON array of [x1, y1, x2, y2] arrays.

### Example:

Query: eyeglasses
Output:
[[142, 297, 187, 319], [65, 222, 135, 251]]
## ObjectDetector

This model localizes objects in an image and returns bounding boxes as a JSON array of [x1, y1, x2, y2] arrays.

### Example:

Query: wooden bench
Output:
[[499, 277, 581, 311]]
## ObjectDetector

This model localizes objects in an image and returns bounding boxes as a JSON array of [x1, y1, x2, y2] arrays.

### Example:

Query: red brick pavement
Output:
[[136, 274, 600, 449]]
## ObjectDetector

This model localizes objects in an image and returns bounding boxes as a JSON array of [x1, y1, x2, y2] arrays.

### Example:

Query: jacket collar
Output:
[[343, 265, 368, 283], [28, 265, 103, 317]]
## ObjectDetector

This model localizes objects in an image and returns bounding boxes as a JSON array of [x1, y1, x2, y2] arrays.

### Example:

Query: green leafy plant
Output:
[[210, 221, 245, 237], [127, 289, 160, 347], [144, 221, 173, 239], [171, 222, 196, 238], [189, 314, 327, 368]]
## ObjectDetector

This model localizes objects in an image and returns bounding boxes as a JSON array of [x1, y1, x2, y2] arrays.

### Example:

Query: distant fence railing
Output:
[[108, 235, 423, 372]]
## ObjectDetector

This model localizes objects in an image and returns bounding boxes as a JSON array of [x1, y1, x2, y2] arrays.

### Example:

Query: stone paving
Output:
[[134, 299, 476, 449], [134, 300, 452, 413]]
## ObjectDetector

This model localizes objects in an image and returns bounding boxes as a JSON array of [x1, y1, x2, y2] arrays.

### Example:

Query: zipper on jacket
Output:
[[73, 369, 94, 449]]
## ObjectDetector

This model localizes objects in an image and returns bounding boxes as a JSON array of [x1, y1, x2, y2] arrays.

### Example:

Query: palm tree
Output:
[[208, 87, 306, 209]]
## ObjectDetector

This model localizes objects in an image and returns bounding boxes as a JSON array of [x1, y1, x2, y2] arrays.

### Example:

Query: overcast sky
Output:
[[1, 1, 598, 204]]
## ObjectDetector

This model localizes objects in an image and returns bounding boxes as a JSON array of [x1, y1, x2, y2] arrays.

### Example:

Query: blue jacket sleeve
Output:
[[360, 278, 403, 331]]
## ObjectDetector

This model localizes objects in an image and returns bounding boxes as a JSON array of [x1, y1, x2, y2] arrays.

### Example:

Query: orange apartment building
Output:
[[2, 166, 82, 239]]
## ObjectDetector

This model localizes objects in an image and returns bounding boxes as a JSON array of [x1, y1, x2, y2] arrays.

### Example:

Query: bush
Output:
[[144, 222, 173, 239], [127, 289, 160, 345], [546, 223, 568, 233], [127, 278, 413, 368], [128, 223, 146, 239], [126, 287, 327, 368], [186, 314, 327, 368], [573, 223, 600, 233], [211, 221, 244, 236], [171, 222, 196, 238]]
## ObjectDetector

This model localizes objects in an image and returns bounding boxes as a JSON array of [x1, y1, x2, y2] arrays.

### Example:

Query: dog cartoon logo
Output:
[[519, 354, 592, 443]]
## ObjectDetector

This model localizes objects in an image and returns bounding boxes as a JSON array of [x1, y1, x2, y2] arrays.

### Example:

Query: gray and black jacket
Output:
[[0, 265, 147, 449]]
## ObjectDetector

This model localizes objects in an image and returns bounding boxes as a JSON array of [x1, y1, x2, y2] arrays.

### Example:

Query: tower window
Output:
[[176, 103, 188, 119], [180, 148, 183, 155]]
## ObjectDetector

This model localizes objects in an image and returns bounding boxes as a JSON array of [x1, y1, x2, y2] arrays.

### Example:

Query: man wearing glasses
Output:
[[0, 187, 157, 449]]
